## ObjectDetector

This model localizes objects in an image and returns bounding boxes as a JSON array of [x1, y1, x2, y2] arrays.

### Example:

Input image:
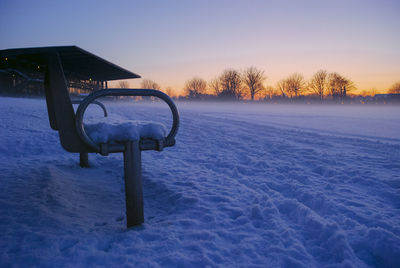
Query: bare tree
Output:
[[328, 73, 343, 98], [141, 79, 160, 90], [286, 73, 305, 98], [309, 70, 328, 100], [140, 79, 160, 101], [328, 73, 354, 101], [242, 67, 266, 101], [388, 82, 400, 94], [184, 77, 207, 99], [264, 86, 279, 100], [118, 81, 129, 88], [164, 86, 174, 97], [360, 88, 378, 97], [209, 77, 221, 96], [218, 69, 243, 100], [276, 79, 288, 98]]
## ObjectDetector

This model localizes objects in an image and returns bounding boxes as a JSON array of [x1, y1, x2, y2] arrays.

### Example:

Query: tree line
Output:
[[127, 67, 400, 102]]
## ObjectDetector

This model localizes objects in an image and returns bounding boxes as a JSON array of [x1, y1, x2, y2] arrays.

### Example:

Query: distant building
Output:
[[374, 93, 400, 103]]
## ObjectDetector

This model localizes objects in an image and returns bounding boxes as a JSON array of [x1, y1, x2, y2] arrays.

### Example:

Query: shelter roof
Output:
[[0, 46, 141, 81]]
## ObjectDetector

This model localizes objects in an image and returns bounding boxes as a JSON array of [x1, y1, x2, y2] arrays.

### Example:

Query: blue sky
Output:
[[1, 0, 399, 93]]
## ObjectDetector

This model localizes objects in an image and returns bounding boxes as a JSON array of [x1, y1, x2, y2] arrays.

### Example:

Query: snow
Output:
[[84, 121, 167, 144], [0, 97, 399, 267]]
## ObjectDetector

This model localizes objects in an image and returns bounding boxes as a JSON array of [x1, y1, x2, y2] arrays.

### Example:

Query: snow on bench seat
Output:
[[84, 121, 167, 144]]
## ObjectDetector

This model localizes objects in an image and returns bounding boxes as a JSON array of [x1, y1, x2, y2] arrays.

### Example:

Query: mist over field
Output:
[[175, 101, 400, 140], [1, 97, 399, 267]]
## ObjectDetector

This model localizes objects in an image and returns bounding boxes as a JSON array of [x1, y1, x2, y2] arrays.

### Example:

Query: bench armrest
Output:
[[75, 88, 179, 153], [71, 100, 108, 117]]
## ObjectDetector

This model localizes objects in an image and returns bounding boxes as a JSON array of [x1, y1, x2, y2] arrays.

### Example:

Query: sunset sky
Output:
[[1, 0, 399, 94]]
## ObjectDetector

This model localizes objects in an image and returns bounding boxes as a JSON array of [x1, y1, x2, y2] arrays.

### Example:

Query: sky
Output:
[[1, 0, 399, 95]]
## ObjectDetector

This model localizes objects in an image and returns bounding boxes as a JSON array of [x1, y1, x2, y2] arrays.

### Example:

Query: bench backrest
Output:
[[44, 53, 89, 153]]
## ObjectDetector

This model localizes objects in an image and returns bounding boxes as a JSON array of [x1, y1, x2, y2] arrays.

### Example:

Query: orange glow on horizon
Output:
[[114, 48, 400, 97], [109, 72, 397, 97]]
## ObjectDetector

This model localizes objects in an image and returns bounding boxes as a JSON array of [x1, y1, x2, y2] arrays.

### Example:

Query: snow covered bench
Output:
[[0, 46, 179, 227], [75, 89, 179, 227]]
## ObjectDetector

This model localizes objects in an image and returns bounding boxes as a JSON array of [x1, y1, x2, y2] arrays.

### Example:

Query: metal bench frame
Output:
[[44, 52, 179, 227]]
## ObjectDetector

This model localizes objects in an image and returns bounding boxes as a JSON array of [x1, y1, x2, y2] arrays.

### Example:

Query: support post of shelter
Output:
[[123, 141, 144, 227]]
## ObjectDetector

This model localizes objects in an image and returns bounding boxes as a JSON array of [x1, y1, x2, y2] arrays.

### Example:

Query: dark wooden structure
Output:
[[0, 46, 179, 227]]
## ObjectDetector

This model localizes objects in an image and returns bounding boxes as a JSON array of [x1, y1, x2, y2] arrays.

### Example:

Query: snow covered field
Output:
[[0, 97, 399, 267]]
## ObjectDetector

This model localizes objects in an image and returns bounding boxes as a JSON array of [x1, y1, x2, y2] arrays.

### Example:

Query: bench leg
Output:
[[123, 141, 144, 227], [79, 152, 89, 167]]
